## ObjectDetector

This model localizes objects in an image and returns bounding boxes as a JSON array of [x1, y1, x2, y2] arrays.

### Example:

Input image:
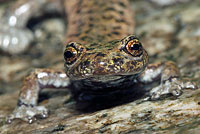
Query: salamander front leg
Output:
[[137, 61, 198, 100], [7, 69, 70, 123]]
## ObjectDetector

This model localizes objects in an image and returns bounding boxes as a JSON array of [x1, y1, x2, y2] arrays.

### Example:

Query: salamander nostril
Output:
[[64, 51, 74, 59]]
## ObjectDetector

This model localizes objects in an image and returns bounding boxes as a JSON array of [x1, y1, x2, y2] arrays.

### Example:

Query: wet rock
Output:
[[149, 0, 192, 6]]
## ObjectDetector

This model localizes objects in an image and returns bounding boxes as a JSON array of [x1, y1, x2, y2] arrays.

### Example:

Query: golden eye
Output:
[[126, 40, 141, 51], [64, 42, 80, 65], [64, 42, 86, 66], [64, 46, 78, 65], [125, 39, 143, 57]]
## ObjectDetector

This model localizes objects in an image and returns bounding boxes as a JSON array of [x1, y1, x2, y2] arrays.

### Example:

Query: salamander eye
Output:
[[64, 47, 78, 65], [123, 36, 143, 57], [127, 41, 140, 50], [64, 42, 85, 65]]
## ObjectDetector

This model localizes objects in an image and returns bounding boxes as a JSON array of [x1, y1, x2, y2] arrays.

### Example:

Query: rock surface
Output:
[[0, 0, 200, 133]]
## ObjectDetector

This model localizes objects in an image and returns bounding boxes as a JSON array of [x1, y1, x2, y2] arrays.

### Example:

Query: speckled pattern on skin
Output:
[[1, 0, 197, 123], [63, 0, 148, 91]]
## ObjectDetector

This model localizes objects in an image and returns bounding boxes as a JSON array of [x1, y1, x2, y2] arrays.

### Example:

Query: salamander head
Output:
[[64, 35, 148, 87]]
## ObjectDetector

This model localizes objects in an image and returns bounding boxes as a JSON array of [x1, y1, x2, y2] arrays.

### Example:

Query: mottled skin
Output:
[[4, 0, 197, 123]]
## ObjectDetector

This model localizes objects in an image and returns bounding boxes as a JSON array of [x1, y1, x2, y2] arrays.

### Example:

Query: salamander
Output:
[[2, 0, 197, 123]]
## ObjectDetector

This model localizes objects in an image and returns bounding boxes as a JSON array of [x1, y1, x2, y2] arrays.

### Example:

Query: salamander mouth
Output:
[[70, 70, 143, 81], [71, 73, 140, 91]]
